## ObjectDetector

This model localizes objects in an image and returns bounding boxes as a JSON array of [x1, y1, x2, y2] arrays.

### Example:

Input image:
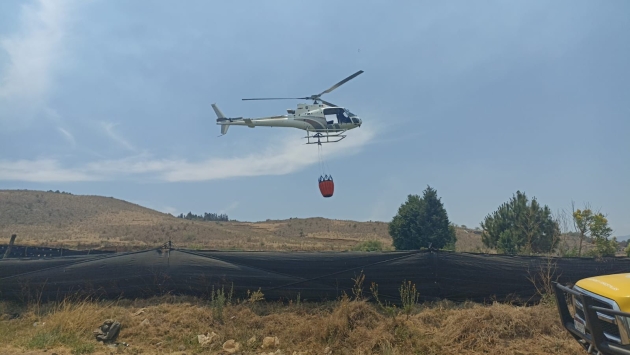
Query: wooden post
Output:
[[3, 234, 17, 259]]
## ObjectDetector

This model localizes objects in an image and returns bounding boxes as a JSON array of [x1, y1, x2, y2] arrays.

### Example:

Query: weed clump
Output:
[[210, 284, 233, 323], [399, 280, 420, 319]]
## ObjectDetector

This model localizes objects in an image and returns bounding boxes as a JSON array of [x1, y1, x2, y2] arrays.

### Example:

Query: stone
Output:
[[94, 320, 121, 343], [223, 339, 241, 354], [197, 332, 218, 346], [262, 336, 279, 349]]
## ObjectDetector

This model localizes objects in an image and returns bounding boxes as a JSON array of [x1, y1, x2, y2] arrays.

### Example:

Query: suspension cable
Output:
[[318, 144, 325, 176]]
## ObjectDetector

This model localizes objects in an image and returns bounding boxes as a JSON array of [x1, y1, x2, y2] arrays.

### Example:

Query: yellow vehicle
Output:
[[554, 274, 630, 355]]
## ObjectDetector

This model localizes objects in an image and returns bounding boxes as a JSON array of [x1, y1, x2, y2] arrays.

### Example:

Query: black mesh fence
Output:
[[0, 244, 115, 259], [2, 248, 630, 304]]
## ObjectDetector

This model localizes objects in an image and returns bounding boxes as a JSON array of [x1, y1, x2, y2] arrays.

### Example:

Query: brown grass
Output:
[[0, 295, 584, 355], [0, 190, 396, 252], [1, 190, 490, 253]]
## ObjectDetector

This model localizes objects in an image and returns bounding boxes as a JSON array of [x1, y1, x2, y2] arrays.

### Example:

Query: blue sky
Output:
[[1, 0, 629, 236]]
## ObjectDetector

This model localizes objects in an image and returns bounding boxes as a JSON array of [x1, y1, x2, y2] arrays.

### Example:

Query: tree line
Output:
[[47, 190, 72, 194], [389, 186, 619, 257], [176, 212, 229, 222]]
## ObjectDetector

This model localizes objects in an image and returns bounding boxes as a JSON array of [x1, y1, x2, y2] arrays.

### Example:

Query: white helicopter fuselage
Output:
[[213, 103, 362, 136]]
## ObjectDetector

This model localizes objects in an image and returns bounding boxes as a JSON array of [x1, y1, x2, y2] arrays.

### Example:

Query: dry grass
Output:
[[0, 294, 584, 355], [0, 190, 395, 252], [454, 228, 492, 254]]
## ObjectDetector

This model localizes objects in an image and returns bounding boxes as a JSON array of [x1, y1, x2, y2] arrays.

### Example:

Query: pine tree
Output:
[[389, 186, 456, 250], [481, 191, 560, 254]]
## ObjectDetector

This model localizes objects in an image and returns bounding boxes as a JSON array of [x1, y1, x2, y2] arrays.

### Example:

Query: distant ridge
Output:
[[0, 189, 397, 252], [0, 189, 602, 255]]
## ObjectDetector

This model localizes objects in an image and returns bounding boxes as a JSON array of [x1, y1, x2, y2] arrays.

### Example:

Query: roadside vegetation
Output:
[[0, 276, 584, 355]]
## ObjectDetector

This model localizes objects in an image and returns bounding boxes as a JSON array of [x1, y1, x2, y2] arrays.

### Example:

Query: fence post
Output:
[[3, 234, 17, 259]]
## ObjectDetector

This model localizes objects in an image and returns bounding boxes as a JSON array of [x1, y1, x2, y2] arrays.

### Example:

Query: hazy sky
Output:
[[1, 0, 629, 236]]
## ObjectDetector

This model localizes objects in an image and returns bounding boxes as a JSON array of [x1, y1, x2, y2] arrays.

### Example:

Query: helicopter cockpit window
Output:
[[339, 111, 351, 124]]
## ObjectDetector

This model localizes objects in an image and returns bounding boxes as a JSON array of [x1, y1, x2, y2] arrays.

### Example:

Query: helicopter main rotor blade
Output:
[[317, 70, 364, 96], [242, 97, 309, 101], [320, 99, 339, 108]]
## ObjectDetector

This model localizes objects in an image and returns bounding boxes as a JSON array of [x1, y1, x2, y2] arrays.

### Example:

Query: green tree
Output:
[[589, 213, 616, 257], [572, 206, 616, 257], [389, 186, 456, 250], [572, 207, 592, 257], [481, 191, 560, 254]]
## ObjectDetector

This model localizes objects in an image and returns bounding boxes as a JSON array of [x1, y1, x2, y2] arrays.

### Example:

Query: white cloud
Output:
[[0, 124, 377, 183], [101, 122, 137, 152], [57, 127, 76, 146], [0, 159, 97, 182], [0, 0, 70, 117]]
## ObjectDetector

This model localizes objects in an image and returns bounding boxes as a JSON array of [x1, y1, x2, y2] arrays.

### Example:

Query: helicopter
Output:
[[212, 70, 364, 144]]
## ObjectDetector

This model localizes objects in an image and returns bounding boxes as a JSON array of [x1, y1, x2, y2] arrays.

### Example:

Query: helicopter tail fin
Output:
[[212, 103, 229, 135], [212, 103, 226, 120]]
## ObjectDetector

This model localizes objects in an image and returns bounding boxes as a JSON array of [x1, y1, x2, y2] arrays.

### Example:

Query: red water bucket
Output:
[[318, 176, 334, 198]]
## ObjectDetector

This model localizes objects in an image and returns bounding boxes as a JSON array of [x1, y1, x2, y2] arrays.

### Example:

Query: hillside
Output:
[[0, 190, 585, 254], [0, 190, 401, 252]]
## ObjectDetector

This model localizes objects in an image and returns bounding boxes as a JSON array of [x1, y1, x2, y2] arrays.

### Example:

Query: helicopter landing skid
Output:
[[304, 130, 347, 145]]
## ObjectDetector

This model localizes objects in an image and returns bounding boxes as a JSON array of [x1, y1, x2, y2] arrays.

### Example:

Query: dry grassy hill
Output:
[[0, 190, 403, 252], [1, 189, 586, 254]]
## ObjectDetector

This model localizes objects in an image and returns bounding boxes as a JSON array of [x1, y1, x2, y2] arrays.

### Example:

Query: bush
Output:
[[352, 240, 385, 252]]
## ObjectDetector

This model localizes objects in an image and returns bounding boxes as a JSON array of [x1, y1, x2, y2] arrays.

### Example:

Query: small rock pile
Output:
[[195, 332, 313, 355]]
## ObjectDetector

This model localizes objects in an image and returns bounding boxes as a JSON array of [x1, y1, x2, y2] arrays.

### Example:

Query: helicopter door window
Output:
[[323, 107, 350, 124], [324, 113, 336, 124], [323, 108, 337, 124]]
